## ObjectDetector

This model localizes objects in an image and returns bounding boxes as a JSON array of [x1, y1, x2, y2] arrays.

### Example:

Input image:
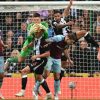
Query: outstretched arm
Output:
[[68, 30, 100, 61], [45, 35, 65, 43], [64, 48, 73, 65]]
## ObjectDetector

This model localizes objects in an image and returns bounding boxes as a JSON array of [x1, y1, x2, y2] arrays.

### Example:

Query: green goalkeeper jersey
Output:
[[27, 21, 48, 38], [20, 21, 48, 58]]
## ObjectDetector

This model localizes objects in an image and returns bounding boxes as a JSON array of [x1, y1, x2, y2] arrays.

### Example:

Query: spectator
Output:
[[3, 30, 14, 41], [4, 38, 13, 59], [14, 12, 22, 31], [26, 14, 33, 24], [72, 40, 92, 73], [82, 10, 90, 31], [13, 22, 27, 44], [14, 35, 24, 51], [2, 14, 16, 35]]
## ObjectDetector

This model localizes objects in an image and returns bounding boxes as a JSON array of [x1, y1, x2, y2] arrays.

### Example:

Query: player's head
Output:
[[64, 30, 78, 45], [53, 10, 62, 22], [64, 34, 76, 45], [33, 23, 47, 38], [32, 13, 41, 24]]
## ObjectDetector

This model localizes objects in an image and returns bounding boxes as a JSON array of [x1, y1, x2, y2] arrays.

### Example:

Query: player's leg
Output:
[[60, 54, 68, 82], [43, 57, 52, 79], [15, 74, 28, 97], [75, 30, 100, 60], [15, 65, 30, 97], [74, 30, 99, 49], [32, 60, 52, 100], [0, 56, 5, 99], [33, 72, 42, 96], [52, 58, 61, 100]]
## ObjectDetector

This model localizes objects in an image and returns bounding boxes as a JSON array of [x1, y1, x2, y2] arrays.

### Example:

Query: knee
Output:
[[54, 74, 60, 80], [43, 70, 50, 79], [18, 56, 25, 63], [0, 74, 4, 78], [43, 73, 49, 79]]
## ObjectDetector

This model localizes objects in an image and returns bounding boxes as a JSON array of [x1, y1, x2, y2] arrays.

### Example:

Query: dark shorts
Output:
[[61, 52, 67, 61], [61, 55, 67, 61], [29, 59, 47, 75]]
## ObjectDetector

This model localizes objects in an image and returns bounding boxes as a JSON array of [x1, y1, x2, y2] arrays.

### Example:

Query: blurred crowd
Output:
[[0, 8, 100, 76]]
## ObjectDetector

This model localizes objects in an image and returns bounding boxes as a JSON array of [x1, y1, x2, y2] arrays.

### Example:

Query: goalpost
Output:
[[0, 1, 100, 100]]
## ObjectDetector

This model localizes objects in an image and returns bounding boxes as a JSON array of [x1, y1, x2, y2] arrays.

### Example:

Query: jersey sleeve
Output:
[[27, 23, 34, 35], [46, 35, 65, 43], [41, 21, 48, 39]]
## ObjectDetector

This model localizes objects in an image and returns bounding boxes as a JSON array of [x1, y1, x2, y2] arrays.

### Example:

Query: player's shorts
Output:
[[45, 57, 61, 73], [29, 59, 47, 74], [0, 56, 4, 73]]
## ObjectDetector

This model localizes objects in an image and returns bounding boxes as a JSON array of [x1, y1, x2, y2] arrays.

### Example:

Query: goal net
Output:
[[1, 1, 100, 100]]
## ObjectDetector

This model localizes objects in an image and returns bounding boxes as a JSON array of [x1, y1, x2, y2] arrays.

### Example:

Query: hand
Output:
[[67, 59, 74, 65], [31, 55, 38, 61], [66, 21, 74, 26], [69, 0, 73, 6]]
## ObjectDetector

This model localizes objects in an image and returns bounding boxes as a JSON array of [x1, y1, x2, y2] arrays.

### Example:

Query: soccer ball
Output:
[[68, 81, 76, 89]]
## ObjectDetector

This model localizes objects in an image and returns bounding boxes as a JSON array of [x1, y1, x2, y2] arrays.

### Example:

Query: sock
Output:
[[34, 73, 37, 82], [34, 81, 40, 95], [42, 74, 47, 79], [41, 79, 50, 93], [60, 70, 65, 82], [84, 32, 99, 49], [0, 78, 3, 88], [22, 75, 27, 90], [54, 79, 60, 95]]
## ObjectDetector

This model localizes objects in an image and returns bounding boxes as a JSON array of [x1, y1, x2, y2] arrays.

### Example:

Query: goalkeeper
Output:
[[4, 13, 48, 71]]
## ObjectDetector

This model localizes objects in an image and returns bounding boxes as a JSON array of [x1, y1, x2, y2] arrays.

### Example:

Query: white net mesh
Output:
[[0, 1, 100, 99]]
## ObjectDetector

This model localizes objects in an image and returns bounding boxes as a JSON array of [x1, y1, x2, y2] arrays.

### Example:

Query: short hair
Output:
[[67, 30, 78, 42], [54, 10, 62, 15], [33, 13, 41, 17]]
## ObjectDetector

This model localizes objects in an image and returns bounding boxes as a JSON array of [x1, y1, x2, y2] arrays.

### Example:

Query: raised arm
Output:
[[63, 0, 73, 17]]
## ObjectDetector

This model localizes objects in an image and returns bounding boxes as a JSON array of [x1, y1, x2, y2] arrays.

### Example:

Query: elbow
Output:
[[47, 51, 50, 57]]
